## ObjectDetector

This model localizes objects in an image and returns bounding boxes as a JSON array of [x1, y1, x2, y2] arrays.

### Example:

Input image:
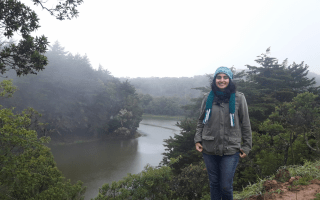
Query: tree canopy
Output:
[[0, 0, 83, 76], [1, 41, 143, 141], [238, 48, 320, 130], [0, 107, 86, 199]]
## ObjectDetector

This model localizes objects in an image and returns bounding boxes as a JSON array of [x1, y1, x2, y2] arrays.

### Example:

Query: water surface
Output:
[[50, 118, 180, 200]]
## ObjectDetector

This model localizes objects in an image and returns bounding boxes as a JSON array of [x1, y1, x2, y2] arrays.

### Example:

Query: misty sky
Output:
[[23, 0, 320, 78]]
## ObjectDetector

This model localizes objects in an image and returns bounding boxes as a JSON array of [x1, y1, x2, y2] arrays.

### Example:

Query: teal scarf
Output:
[[202, 91, 236, 127]]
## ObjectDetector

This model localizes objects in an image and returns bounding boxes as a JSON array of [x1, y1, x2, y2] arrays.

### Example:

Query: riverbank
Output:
[[142, 114, 185, 121], [46, 115, 182, 146], [47, 131, 144, 146]]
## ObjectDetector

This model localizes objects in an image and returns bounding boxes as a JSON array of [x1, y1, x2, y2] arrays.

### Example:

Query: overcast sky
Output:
[[22, 0, 320, 78]]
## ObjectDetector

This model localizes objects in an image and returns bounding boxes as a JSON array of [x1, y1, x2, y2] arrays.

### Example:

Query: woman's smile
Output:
[[215, 73, 230, 90]]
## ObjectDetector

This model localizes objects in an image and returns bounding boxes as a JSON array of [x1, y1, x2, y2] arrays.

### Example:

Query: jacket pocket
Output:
[[228, 137, 241, 150], [202, 136, 216, 153]]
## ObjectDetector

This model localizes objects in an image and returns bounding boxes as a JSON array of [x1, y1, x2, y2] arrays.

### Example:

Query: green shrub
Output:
[[275, 169, 291, 183], [293, 174, 313, 186], [313, 193, 320, 200]]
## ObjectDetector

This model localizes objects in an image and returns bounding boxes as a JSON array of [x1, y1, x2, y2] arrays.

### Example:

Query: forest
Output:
[[122, 70, 320, 117], [1, 1, 320, 199], [118, 76, 209, 116], [0, 41, 143, 142]]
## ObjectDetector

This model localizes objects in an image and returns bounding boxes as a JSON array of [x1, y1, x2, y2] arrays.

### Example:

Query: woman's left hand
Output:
[[239, 149, 247, 158]]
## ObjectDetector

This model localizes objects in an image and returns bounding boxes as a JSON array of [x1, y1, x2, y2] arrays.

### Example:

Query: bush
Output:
[[0, 107, 86, 199], [170, 162, 209, 200], [275, 169, 291, 183]]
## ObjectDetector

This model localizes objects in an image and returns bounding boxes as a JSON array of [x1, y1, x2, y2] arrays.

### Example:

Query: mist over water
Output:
[[50, 118, 181, 200]]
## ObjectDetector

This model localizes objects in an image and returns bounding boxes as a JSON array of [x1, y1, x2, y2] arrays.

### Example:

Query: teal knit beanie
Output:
[[213, 66, 233, 80]]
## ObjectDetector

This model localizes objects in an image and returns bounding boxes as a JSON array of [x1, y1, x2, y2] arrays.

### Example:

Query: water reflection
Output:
[[50, 118, 180, 200]]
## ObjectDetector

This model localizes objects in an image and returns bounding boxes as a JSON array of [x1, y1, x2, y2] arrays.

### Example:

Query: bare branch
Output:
[[35, 0, 55, 16], [304, 132, 320, 152]]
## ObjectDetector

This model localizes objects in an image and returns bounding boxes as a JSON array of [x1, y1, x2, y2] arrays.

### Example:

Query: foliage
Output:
[[0, 106, 86, 199], [32, 0, 84, 20], [170, 162, 209, 200], [93, 161, 211, 200], [286, 159, 320, 179], [275, 169, 291, 183], [94, 165, 173, 200], [314, 193, 320, 200], [123, 76, 211, 116], [139, 94, 187, 116], [0, 0, 83, 76], [0, 42, 143, 141], [233, 92, 320, 190], [0, 79, 16, 97], [121, 76, 210, 98], [232, 49, 320, 190], [234, 159, 320, 199], [292, 174, 313, 186], [233, 177, 269, 200], [241, 48, 319, 130], [161, 118, 203, 174], [258, 92, 320, 167]]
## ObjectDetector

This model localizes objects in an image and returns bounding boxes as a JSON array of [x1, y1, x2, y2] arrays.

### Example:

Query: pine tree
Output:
[[241, 48, 319, 130]]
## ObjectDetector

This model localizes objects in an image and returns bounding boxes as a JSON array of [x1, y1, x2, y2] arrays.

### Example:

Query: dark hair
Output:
[[211, 77, 236, 96]]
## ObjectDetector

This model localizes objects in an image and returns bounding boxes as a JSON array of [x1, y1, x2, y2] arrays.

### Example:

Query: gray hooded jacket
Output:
[[194, 91, 252, 156]]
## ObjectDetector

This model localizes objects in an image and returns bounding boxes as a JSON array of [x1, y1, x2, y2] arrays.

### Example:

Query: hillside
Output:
[[120, 70, 320, 99], [0, 42, 143, 142], [119, 75, 210, 98], [233, 159, 320, 200]]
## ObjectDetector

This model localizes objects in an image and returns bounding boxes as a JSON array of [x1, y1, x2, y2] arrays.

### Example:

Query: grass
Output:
[[313, 193, 320, 200], [233, 158, 320, 200], [292, 174, 314, 186], [274, 189, 283, 194]]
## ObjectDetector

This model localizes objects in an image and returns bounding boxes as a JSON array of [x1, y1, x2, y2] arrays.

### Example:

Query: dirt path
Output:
[[243, 177, 320, 200]]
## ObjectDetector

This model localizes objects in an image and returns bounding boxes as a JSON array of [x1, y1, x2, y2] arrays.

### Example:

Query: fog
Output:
[[21, 0, 320, 78]]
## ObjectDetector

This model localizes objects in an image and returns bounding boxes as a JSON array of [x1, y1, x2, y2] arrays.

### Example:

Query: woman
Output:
[[194, 67, 252, 200]]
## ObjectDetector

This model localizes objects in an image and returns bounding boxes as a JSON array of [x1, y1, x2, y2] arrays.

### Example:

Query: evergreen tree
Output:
[[161, 118, 202, 174], [242, 48, 319, 130]]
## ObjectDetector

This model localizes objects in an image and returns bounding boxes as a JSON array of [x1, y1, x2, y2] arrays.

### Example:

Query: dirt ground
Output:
[[241, 177, 320, 200]]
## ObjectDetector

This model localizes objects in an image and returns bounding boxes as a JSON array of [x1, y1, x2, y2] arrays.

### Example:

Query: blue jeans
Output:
[[202, 152, 240, 200]]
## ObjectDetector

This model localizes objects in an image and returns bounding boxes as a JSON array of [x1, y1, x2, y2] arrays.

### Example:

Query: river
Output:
[[49, 118, 181, 200]]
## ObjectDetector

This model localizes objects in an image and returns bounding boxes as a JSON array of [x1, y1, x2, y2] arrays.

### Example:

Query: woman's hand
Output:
[[239, 149, 247, 158], [195, 143, 203, 152]]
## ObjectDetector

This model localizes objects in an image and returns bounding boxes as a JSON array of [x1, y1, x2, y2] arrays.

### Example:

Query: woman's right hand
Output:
[[195, 142, 203, 152]]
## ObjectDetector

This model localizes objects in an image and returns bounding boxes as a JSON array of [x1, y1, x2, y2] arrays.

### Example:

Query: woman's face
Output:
[[215, 73, 230, 90]]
